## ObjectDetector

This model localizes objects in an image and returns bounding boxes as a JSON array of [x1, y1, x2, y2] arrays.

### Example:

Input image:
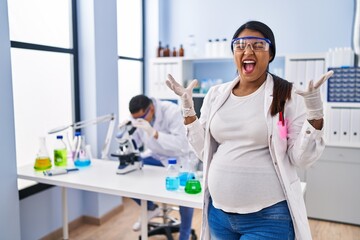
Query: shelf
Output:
[[148, 57, 233, 100], [183, 57, 233, 62], [152, 56, 233, 63], [325, 142, 360, 148], [326, 102, 360, 108]]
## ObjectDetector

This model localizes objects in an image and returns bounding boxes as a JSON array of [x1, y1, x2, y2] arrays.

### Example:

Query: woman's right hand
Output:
[[165, 74, 198, 117]]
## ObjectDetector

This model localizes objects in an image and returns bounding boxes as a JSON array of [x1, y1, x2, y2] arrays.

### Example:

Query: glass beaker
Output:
[[34, 137, 52, 171]]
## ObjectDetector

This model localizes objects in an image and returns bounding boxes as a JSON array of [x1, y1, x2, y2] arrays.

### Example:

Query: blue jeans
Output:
[[208, 198, 295, 240], [133, 156, 194, 240]]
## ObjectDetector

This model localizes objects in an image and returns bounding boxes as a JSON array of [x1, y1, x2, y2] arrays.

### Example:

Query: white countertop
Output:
[[17, 159, 306, 208], [17, 159, 204, 209]]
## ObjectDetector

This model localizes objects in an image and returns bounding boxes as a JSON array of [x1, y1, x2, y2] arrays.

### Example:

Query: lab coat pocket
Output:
[[277, 118, 288, 140], [273, 118, 288, 157]]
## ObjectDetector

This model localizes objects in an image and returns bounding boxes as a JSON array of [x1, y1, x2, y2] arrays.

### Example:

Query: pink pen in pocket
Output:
[[277, 111, 288, 139]]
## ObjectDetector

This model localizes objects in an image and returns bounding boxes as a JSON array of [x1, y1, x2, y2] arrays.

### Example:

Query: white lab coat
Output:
[[186, 74, 325, 240], [132, 98, 194, 166]]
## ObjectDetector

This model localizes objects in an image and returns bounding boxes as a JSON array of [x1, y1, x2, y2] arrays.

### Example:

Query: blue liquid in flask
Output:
[[74, 159, 91, 167]]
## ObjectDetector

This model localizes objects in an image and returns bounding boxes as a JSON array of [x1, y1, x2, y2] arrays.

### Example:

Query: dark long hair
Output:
[[270, 74, 293, 116], [232, 21, 292, 116]]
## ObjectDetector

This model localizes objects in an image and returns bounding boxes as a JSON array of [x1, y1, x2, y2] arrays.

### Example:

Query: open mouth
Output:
[[243, 60, 255, 74]]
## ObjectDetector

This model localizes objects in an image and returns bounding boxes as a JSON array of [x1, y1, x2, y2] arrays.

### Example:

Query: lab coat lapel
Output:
[[152, 98, 163, 129], [208, 77, 240, 123], [264, 74, 274, 118], [264, 74, 275, 147]]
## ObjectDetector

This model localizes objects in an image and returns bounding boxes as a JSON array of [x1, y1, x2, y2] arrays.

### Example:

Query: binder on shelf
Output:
[[350, 108, 360, 143], [305, 60, 316, 87], [314, 60, 325, 77], [287, 60, 297, 83], [296, 61, 306, 89], [340, 109, 351, 143], [164, 63, 173, 92], [314, 60, 326, 96], [329, 108, 341, 143]]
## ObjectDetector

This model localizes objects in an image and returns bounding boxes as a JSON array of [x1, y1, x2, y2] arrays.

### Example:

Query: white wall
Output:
[[78, 0, 119, 160], [77, 0, 121, 218], [155, 0, 354, 58], [145, 0, 160, 92], [0, 0, 21, 238], [19, 1, 122, 239]]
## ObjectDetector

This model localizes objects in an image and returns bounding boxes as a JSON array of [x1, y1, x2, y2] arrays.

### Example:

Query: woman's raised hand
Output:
[[295, 70, 334, 120], [165, 74, 198, 117]]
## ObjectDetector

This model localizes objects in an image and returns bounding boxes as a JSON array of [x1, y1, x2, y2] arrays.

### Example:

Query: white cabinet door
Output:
[[305, 147, 360, 225], [148, 58, 194, 101]]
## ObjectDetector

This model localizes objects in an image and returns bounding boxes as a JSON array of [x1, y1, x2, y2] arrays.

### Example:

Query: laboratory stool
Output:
[[139, 203, 197, 240]]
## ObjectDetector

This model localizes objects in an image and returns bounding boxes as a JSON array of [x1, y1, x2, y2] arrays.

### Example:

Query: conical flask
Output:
[[74, 136, 91, 167], [34, 137, 52, 171]]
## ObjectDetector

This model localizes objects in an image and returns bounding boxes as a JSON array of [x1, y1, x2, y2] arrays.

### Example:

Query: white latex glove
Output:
[[132, 118, 156, 137], [118, 119, 131, 129], [295, 70, 334, 120], [140, 149, 153, 159], [165, 74, 198, 117]]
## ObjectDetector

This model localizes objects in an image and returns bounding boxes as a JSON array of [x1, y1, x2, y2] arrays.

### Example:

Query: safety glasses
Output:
[[136, 106, 151, 119], [232, 37, 271, 53]]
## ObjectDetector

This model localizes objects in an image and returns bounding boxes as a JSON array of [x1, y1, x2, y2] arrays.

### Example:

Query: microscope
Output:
[[111, 121, 143, 174]]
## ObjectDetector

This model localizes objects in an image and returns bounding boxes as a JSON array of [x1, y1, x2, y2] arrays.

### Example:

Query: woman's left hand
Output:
[[295, 70, 334, 120]]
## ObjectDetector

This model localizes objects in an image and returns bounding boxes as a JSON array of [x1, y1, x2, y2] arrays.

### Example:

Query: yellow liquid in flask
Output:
[[34, 156, 52, 171]]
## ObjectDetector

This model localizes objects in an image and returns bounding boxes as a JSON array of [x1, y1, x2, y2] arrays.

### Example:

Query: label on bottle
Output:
[[54, 148, 67, 166]]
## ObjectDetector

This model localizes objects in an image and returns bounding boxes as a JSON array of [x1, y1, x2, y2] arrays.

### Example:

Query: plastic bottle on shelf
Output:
[[327, 48, 334, 67], [220, 38, 231, 57], [205, 39, 213, 57], [213, 38, 220, 57], [34, 137, 52, 171], [165, 158, 180, 191], [54, 135, 68, 167]]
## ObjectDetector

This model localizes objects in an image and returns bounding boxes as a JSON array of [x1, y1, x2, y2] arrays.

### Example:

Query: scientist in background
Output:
[[123, 94, 196, 240]]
